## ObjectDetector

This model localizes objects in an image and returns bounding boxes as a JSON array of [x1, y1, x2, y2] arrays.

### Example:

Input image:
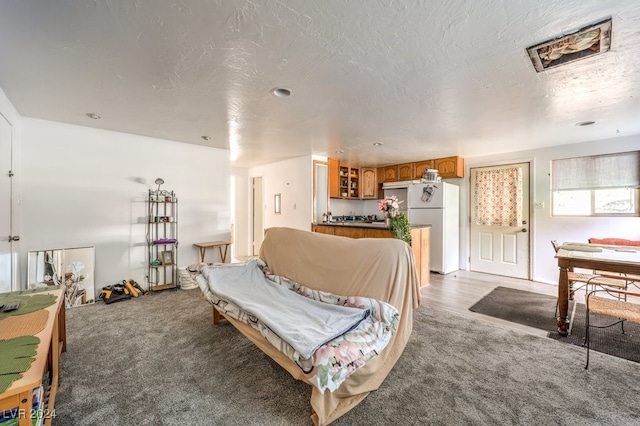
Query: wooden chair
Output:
[[588, 238, 640, 291], [551, 240, 628, 333], [584, 286, 640, 369]]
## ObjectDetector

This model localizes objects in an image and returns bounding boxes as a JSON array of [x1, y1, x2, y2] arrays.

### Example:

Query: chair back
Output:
[[589, 238, 640, 247]]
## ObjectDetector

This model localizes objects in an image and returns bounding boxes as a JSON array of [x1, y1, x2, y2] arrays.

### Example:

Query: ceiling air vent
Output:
[[526, 18, 612, 72]]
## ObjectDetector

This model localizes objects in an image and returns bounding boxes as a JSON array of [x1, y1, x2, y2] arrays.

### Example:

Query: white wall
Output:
[[248, 155, 313, 237], [19, 118, 230, 291], [231, 167, 250, 257], [329, 199, 382, 218], [462, 135, 640, 285]]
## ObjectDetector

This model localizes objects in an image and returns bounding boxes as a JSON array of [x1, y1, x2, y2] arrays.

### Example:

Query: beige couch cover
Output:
[[221, 227, 421, 425]]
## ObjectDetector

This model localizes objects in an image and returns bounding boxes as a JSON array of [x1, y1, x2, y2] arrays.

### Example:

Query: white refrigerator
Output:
[[384, 182, 459, 274]]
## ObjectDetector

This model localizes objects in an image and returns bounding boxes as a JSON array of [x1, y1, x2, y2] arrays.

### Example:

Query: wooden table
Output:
[[193, 241, 231, 263], [555, 244, 640, 336], [0, 288, 66, 425]]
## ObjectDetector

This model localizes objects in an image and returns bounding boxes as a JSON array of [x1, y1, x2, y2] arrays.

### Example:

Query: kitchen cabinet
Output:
[[328, 158, 340, 198], [378, 156, 464, 183], [333, 226, 365, 239], [340, 164, 360, 199], [361, 167, 378, 199], [311, 224, 335, 235], [410, 227, 430, 287], [414, 160, 435, 179], [365, 228, 393, 238], [327, 156, 464, 199], [397, 163, 415, 181], [435, 156, 464, 178], [329, 159, 359, 199], [383, 165, 398, 182]]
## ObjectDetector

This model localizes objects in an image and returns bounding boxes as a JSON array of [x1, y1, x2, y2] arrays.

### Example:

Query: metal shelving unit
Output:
[[146, 189, 178, 291]]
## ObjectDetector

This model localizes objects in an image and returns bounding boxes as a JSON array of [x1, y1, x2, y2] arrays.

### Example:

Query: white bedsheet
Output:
[[201, 260, 371, 359]]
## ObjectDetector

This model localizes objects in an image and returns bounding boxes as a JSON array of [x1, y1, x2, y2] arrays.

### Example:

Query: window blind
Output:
[[551, 151, 640, 190]]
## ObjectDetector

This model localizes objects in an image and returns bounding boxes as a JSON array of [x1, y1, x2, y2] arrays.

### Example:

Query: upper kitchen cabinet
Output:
[[414, 160, 435, 179], [329, 159, 360, 199], [328, 158, 340, 198], [343, 165, 360, 199], [361, 167, 378, 199], [397, 163, 415, 181], [383, 165, 398, 182], [435, 156, 464, 178]]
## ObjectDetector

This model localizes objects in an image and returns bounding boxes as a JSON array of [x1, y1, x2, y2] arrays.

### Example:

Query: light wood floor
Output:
[[422, 270, 559, 337]]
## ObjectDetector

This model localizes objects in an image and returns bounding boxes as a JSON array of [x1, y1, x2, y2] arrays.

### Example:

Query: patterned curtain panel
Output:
[[474, 167, 523, 226]]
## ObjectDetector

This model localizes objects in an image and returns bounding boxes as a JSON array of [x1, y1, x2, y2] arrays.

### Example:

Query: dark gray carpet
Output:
[[469, 286, 558, 330], [470, 286, 640, 363], [55, 288, 640, 425]]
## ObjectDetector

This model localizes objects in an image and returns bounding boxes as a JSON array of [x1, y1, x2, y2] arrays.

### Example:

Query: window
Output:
[[551, 151, 640, 217]]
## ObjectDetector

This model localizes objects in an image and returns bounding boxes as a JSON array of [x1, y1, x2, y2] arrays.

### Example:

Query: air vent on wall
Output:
[[526, 18, 612, 72]]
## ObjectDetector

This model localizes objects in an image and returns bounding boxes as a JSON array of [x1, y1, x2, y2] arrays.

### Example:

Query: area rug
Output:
[[469, 286, 640, 363]]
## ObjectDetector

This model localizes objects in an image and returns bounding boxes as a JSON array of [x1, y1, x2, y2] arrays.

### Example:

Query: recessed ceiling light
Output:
[[271, 87, 292, 97], [201, 135, 211, 141], [373, 142, 383, 146], [576, 121, 595, 126], [86, 113, 101, 119], [336, 150, 344, 154]]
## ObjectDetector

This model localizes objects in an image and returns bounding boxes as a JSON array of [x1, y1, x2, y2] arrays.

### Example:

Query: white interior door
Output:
[[252, 177, 264, 256], [0, 113, 15, 292], [470, 162, 530, 279]]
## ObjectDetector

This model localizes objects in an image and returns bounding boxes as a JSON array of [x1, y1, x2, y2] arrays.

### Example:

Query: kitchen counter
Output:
[[311, 223, 431, 286], [313, 221, 387, 229], [313, 222, 431, 229]]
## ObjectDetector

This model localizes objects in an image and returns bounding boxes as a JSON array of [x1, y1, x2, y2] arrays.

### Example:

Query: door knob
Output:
[[521, 228, 527, 233]]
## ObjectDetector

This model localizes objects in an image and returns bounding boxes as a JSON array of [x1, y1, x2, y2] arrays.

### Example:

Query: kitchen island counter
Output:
[[312, 222, 431, 229], [311, 223, 430, 286]]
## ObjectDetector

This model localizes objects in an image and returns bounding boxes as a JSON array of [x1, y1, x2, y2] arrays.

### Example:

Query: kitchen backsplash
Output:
[[328, 198, 381, 218]]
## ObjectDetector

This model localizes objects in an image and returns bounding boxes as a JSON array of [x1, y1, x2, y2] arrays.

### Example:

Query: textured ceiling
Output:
[[0, 1, 639, 168]]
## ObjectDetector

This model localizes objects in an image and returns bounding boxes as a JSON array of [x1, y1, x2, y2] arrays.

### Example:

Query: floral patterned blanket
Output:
[[198, 259, 399, 393]]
